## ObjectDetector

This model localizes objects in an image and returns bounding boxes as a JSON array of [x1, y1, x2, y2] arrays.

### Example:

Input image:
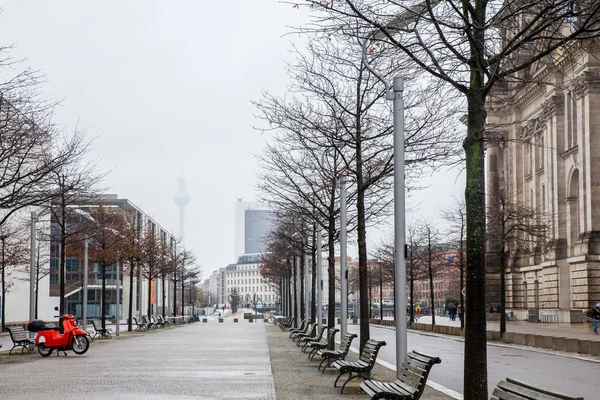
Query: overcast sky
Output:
[[0, 1, 464, 278]]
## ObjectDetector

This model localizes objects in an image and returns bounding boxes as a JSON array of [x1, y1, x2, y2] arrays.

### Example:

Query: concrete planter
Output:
[[218, 318, 223, 323], [514, 333, 526, 345], [591, 341, 600, 356], [505, 332, 516, 343], [564, 338, 578, 353], [552, 337, 566, 351], [233, 318, 239, 323], [577, 340, 592, 355], [202, 318, 208, 323]]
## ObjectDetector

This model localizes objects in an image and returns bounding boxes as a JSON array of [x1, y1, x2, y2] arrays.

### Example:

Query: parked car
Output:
[[382, 300, 394, 306]]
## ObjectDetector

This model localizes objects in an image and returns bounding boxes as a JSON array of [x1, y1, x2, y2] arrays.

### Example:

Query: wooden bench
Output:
[[290, 321, 313, 342], [307, 327, 339, 360], [158, 315, 171, 327], [300, 325, 327, 352], [288, 319, 308, 338], [142, 315, 155, 330], [491, 377, 584, 400], [332, 339, 387, 394], [277, 316, 294, 331], [294, 322, 316, 344], [317, 332, 357, 372], [360, 351, 441, 399], [7, 326, 33, 355], [91, 319, 112, 339], [133, 317, 147, 331]]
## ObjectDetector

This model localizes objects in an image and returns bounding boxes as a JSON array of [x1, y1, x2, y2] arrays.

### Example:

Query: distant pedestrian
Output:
[[457, 305, 462, 322], [592, 303, 600, 334], [415, 304, 422, 320]]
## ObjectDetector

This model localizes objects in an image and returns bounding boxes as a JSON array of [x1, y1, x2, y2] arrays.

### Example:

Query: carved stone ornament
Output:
[[573, 71, 600, 96], [542, 95, 564, 120]]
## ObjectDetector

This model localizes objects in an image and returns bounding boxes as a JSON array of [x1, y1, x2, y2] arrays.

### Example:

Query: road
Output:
[[344, 324, 598, 399]]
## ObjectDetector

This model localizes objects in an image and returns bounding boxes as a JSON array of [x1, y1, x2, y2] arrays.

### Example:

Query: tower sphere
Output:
[[174, 178, 190, 207]]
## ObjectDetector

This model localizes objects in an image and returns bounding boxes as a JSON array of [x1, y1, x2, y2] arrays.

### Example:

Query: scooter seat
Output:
[[43, 325, 60, 331]]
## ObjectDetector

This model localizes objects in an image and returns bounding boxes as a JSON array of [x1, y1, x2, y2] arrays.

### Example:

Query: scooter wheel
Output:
[[38, 343, 53, 357], [72, 335, 89, 355]]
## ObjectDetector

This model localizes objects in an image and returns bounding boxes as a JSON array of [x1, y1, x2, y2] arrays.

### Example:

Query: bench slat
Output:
[[494, 378, 584, 400]]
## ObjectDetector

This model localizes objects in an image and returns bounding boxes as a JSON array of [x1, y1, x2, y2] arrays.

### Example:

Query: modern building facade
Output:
[[486, 42, 600, 322], [234, 200, 275, 260], [226, 253, 277, 308], [4, 194, 178, 324]]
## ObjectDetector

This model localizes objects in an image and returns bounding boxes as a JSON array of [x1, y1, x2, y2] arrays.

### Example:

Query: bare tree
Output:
[[299, 3, 600, 397], [417, 220, 445, 325], [256, 34, 461, 349], [140, 225, 162, 318], [81, 204, 126, 333], [441, 195, 467, 329], [487, 188, 552, 337], [49, 157, 103, 314], [120, 211, 143, 331], [0, 223, 28, 331]]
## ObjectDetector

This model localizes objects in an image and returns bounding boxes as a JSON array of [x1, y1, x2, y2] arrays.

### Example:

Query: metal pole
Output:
[[296, 255, 301, 327], [393, 77, 408, 373], [316, 229, 322, 328], [116, 259, 120, 336], [29, 212, 36, 321], [304, 251, 310, 321], [83, 237, 89, 329], [340, 174, 348, 337], [29, 212, 36, 349], [138, 257, 142, 319]]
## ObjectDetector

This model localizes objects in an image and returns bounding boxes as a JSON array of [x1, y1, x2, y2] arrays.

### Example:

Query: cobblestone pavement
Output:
[[0, 322, 275, 399], [266, 323, 455, 400]]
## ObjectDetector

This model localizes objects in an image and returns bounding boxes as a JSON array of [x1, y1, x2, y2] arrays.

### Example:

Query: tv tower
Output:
[[174, 177, 190, 242]]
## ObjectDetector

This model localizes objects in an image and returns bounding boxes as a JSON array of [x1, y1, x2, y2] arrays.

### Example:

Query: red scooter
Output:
[[27, 308, 90, 357]]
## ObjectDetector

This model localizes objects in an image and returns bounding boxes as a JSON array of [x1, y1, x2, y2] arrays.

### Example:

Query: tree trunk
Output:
[[357, 168, 370, 352], [463, 89, 488, 399], [1, 241, 5, 332], [147, 274, 153, 317], [181, 275, 184, 316], [162, 274, 166, 318], [500, 249, 507, 337], [429, 268, 436, 325], [379, 265, 383, 322], [59, 198, 66, 314], [101, 263, 107, 332], [300, 250, 305, 321], [311, 225, 316, 323], [173, 273, 178, 316], [327, 195, 336, 330], [128, 259, 134, 331]]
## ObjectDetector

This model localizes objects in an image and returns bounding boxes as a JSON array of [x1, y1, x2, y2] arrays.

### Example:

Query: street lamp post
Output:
[[339, 174, 348, 337], [362, 38, 407, 372], [316, 229, 322, 328]]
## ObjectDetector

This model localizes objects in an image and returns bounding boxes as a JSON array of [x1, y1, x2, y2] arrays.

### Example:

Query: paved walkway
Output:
[[266, 322, 453, 399], [0, 312, 454, 399]]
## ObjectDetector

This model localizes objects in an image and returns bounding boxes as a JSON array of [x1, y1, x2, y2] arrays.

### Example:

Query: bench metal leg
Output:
[[334, 370, 351, 387], [337, 371, 357, 394]]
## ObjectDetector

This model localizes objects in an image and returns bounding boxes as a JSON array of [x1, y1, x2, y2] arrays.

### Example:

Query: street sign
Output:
[[256, 298, 263, 309], [461, 287, 466, 297]]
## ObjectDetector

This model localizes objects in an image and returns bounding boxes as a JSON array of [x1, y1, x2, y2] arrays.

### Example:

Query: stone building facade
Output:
[[486, 41, 600, 322]]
